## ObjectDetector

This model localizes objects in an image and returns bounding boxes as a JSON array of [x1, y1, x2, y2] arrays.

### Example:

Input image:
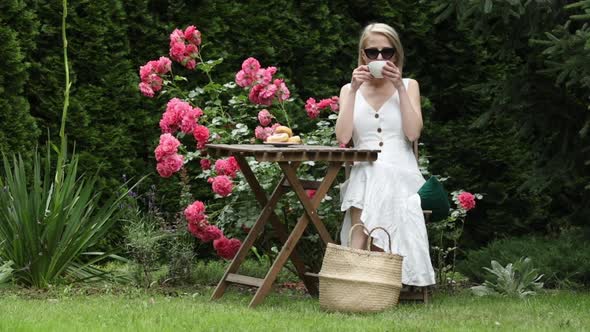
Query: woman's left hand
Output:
[[382, 61, 403, 89]]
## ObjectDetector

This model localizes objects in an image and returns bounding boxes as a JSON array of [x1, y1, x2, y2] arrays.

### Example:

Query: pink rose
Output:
[[139, 82, 154, 98], [183, 25, 202, 46], [330, 96, 339, 112], [235, 70, 254, 88], [169, 29, 184, 44], [254, 68, 273, 86], [193, 124, 210, 149], [248, 84, 265, 105], [185, 59, 197, 70], [158, 133, 181, 155], [156, 154, 184, 178], [139, 62, 154, 81], [458, 192, 476, 211], [154, 133, 181, 161], [195, 225, 223, 243], [241, 57, 261, 75], [257, 109, 272, 127], [160, 98, 191, 133], [305, 98, 320, 119], [170, 41, 186, 62], [306, 190, 316, 199], [213, 236, 242, 260], [254, 126, 273, 141], [155, 56, 172, 74], [184, 200, 207, 224], [200, 158, 211, 170], [259, 84, 277, 100], [317, 98, 332, 110], [274, 79, 290, 101], [211, 175, 233, 197], [180, 106, 203, 134], [187, 219, 203, 238]]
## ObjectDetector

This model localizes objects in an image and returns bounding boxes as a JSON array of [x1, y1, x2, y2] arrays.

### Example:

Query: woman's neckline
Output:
[[357, 87, 398, 113]]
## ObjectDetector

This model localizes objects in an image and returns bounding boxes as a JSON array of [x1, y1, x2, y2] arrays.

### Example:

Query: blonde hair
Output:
[[357, 23, 404, 70]]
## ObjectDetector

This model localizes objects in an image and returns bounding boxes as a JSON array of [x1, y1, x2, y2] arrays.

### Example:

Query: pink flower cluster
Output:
[[158, 98, 209, 151], [160, 98, 204, 134], [257, 109, 272, 127], [193, 125, 210, 149], [254, 123, 281, 141], [139, 57, 172, 98], [235, 57, 290, 106], [214, 236, 242, 260], [209, 175, 233, 197], [154, 134, 184, 178], [169, 25, 202, 69], [305, 96, 339, 119], [214, 156, 240, 178], [458, 192, 476, 211], [200, 158, 211, 170], [184, 200, 242, 260]]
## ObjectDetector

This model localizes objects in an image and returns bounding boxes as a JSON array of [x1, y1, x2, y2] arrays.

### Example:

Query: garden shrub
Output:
[[457, 228, 590, 288]]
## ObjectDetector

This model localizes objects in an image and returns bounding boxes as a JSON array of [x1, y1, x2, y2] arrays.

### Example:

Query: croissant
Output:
[[274, 126, 293, 137], [266, 133, 290, 143]]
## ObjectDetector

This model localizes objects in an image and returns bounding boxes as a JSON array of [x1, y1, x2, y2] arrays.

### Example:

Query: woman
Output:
[[335, 23, 435, 287]]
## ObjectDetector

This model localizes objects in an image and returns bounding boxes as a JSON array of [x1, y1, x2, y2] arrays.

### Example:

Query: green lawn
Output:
[[0, 286, 588, 331]]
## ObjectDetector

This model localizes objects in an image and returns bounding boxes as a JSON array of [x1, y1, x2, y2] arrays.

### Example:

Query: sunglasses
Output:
[[363, 47, 396, 60]]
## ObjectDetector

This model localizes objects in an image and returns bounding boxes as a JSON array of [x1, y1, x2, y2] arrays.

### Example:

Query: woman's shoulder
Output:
[[340, 82, 352, 91], [403, 77, 418, 83]]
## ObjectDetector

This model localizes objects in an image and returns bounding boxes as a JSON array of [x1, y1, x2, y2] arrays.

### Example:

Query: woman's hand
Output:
[[351, 65, 372, 92], [382, 61, 403, 88]]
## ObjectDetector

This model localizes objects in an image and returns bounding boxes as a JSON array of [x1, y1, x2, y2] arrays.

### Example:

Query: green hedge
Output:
[[457, 228, 590, 288]]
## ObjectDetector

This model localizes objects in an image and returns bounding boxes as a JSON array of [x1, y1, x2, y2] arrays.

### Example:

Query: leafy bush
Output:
[[458, 228, 590, 288], [123, 205, 170, 288], [471, 257, 544, 298]]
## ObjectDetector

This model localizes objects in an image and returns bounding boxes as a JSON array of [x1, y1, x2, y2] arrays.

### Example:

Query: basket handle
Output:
[[347, 223, 369, 247], [366, 227, 393, 253], [348, 224, 393, 253]]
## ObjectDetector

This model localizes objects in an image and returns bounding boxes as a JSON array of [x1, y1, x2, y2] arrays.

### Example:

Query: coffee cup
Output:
[[368, 60, 386, 78]]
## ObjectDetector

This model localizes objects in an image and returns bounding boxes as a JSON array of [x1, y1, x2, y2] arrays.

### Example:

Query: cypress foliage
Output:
[[0, 1, 40, 154]]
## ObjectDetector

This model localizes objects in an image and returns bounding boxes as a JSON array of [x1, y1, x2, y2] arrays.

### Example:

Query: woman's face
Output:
[[362, 33, 395, 65]]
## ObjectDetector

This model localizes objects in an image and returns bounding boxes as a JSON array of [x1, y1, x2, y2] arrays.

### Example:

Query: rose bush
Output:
[[138, 25, 340, 261]]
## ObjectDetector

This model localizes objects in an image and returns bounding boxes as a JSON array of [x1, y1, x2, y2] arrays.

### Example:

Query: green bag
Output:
[[417, 176, 450, 222]]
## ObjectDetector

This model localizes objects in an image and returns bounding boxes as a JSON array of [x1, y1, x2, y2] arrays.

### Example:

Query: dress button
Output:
[[379, 142, 383, 147], [375, 113, 379, 119], [377, 128, 382, 133]]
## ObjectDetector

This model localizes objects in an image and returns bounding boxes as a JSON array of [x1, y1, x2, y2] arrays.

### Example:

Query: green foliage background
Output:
[[1, 0, 588, 252]]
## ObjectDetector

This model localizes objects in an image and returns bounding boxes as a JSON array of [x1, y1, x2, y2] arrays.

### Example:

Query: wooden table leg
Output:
[[210, 172, 286, 300], [232, 156, 319, 296], [248, 161, 342, 307], [278, 161, 342, 245]]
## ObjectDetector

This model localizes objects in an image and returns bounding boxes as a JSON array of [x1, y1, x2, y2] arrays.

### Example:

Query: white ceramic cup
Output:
[[368, 60, 386, 78]]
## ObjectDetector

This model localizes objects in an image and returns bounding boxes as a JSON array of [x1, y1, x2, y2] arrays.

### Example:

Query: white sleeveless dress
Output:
[[339, 79, 436, 286]]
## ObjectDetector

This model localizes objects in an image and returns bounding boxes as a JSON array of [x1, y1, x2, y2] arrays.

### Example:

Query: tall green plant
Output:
[[0, 150, 135, 287]]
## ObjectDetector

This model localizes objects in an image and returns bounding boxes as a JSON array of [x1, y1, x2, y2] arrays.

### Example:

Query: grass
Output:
[[0, 284, 588, 331]]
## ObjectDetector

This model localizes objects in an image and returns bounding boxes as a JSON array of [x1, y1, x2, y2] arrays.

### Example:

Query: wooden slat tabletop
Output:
[[206, 144, 380, 162]]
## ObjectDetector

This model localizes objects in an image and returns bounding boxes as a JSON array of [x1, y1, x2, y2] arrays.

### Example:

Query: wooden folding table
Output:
[[206, 144, 379, 308]]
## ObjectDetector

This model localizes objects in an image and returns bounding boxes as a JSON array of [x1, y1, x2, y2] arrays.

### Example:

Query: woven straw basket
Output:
[[318, 225, 403, 313]]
